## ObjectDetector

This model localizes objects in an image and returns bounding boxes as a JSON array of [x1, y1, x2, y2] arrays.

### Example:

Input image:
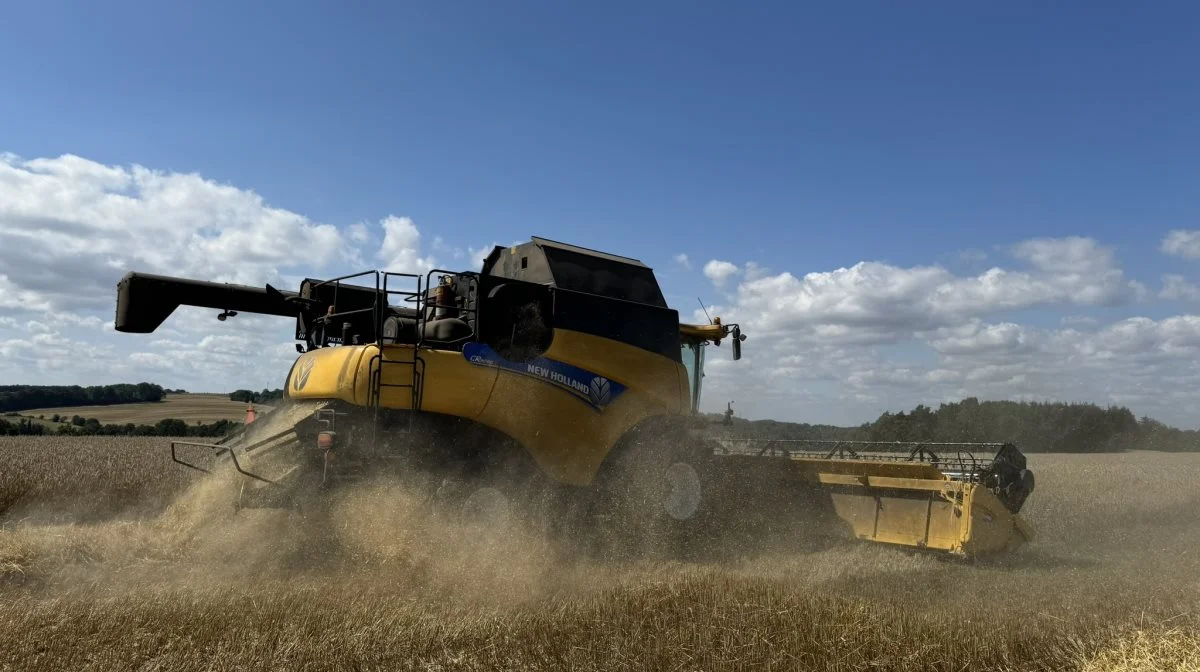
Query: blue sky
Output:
[[2, 2, 1200, 427]]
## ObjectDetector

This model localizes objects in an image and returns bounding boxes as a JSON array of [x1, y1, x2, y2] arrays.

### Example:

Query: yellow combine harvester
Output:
[[113, 236, 1035, 559]]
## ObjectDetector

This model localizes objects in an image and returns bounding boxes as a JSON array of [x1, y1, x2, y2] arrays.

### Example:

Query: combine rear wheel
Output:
[[593, 433, 720, 562]]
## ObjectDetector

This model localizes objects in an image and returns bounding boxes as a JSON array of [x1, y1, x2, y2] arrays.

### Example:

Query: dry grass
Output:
[[18, 393, 274, 425], [1, 438, 1197, 671]]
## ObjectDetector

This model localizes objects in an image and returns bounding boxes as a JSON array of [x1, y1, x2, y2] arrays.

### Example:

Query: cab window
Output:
[[680, 342, 705, 412]]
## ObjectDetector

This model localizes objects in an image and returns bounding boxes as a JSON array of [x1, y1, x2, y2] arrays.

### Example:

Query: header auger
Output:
[[114, 236, 1035, 560]]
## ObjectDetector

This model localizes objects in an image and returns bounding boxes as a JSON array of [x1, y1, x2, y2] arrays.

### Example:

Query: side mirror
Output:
[[731, 325, 744, 360]]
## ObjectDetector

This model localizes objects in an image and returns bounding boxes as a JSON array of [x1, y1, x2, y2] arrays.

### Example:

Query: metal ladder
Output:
[[366, 271, 427, 453], [313, 269, 480, 456]]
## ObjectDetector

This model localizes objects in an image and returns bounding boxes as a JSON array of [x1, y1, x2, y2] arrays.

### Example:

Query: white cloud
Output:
[[703, 260, 740, 287], [0, 153, 443, 394], [673, 253, 691, 270], [1161, 274, 1200, 301], [1010, 236, 1111, 275], [5, 151, 1200, 430], [348, 222, 370, 244], [743, 261, 771, 282], [685, 236, 1200, 428], [699, 313, 1200, 429], [378, 215, 437, 273], [0, 153, 353, 312], [725, 236, 1137, 342], [1161, 230, 1200, 259], [469, 242, 502, 268], [927, 321, 1035, 356]]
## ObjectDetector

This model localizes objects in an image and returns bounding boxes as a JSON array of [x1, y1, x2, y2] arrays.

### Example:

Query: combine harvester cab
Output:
[[113, 236, 1035, 559]]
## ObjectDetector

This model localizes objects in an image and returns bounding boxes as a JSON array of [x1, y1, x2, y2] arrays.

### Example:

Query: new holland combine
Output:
[[113, 236, 1035, 559]]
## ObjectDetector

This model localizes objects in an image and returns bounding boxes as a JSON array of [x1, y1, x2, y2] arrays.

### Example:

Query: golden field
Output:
[[16, 393, 274, 426], [0, 436, 1197, 671]]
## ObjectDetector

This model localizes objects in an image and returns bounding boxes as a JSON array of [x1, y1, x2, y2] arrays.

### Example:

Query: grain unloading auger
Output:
[[113, 236, 1035, 559]]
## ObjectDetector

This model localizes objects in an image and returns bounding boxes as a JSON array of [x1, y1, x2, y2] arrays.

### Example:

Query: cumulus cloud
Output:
[[673, 253, 692, 270], [1161, 230, 1200, 259], [1161, 274, 1200, 301], [685, 236, 1200, 428], [0, 153, 353, 312], [378, 215, 437, 273], [703, 260, 740, 287], [348, 222, 371, 244], [0, 153, 448, 393], [5, 151, 1199, 430], [469, 242, 502, 268], [927, 321, 1035, 356], [723, 236, 1138, 342], [697, 312, 1200, 429]]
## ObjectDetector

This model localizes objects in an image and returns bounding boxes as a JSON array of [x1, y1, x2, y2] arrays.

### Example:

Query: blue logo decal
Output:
[[463, 343, 626, 411]]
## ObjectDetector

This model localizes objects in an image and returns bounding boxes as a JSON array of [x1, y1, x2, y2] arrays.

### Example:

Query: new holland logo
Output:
[[588, 376, 611, 407], [463, 343, 626, 411], [293, 358, 316, 391]]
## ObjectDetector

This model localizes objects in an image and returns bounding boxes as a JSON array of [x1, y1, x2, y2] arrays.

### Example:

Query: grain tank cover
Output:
[[481, 237, 668, 307]]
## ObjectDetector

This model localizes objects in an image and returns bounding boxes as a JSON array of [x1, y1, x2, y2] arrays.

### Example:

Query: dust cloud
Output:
[[1, 464, 637, 608], [2, 441, 1199, 671], [4, 448, 1198, 610]]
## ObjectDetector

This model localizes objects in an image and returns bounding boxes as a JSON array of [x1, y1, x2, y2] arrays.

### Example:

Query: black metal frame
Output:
[[170, 431, 297, 485], [300, 268, 482, 454]]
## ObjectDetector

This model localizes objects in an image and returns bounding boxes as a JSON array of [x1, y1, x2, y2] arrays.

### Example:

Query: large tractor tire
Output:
[[591, 428, 721, 562]]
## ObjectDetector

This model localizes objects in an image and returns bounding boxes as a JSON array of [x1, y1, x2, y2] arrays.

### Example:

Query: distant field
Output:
[[1, 441, 1198, 671], [19, 393, 275, 425]]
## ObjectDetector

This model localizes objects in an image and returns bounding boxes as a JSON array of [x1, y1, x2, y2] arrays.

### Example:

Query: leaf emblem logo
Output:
[[588, 376, 611, 406], [294, 358, 315, 391]]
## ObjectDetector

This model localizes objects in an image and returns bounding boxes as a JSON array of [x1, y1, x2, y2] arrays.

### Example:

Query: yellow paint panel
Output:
[[541, 329, 684, 413], [876, 497, 940, 547], [816, 472, 1031, 555], [286, 346, 365, 403], [962, 488, 1032, 555], [475, 328, 685, 485], [280, 329, 685, 487], [364, 345, 497, 418], [829, 490, 964, 551], [925, 497, 965, 549], [829, 492, 881, 540]]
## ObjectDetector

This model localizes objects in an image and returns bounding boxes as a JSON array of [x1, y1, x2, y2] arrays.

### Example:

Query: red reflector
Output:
[[317, 431, 335, 449]]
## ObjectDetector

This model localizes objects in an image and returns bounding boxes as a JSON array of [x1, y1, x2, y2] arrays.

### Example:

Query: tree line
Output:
[[0, 414, 240, 437], [710, 397, 1200, 453], [229, 389, 285, 404], [0, 383, 166, 413]]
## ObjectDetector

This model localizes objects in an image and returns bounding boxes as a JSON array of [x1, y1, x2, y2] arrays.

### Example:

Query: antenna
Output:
[[697, 297, 713, 324]]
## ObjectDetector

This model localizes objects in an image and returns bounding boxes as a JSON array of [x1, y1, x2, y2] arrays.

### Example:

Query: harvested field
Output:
[[0, 436, 1197, 671], [18, 393, 274, 425]]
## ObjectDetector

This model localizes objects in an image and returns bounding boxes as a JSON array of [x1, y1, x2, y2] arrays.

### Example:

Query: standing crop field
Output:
[[16, 393, 274, 426], [0, 436, 1197, 671]]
